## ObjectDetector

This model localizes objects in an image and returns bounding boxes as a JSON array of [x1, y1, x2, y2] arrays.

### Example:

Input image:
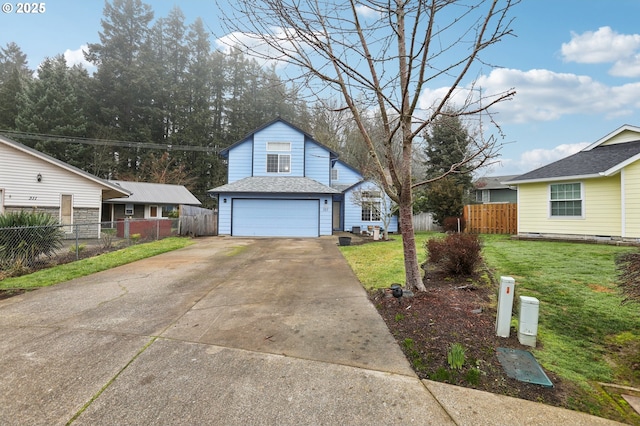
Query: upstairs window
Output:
[[550, 183, 582, 217], [266, 142, 291, 173], [331, 169, 338, 181]]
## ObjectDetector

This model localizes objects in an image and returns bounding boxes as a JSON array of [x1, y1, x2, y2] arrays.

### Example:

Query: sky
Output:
[[2, 0, 640, 177]]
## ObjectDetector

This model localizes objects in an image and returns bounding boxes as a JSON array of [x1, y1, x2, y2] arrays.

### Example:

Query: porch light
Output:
[[36, 173, 42, 182], [223, 198, 227, 203]]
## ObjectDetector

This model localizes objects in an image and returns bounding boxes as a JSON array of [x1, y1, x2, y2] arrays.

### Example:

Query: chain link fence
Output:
[[0, 218, 180, 276]]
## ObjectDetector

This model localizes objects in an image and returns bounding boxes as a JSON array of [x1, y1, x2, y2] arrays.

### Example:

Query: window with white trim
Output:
[[361, 190, 382, 221], [550, 182, 582, 217], [266, 142, 291, 173], [331, 169, 338, 181]]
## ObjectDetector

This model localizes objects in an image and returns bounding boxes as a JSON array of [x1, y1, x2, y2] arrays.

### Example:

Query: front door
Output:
[[332, 201, 341, 230]]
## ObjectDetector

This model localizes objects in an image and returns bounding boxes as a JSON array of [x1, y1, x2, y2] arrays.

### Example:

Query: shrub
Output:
[[0, 211, 64, 269], [426, 233, 482, 275], [615, 251, 640, 304]]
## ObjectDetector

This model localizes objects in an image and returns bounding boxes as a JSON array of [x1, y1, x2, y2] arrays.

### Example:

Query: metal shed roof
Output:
[[106, 181, 201, 205]]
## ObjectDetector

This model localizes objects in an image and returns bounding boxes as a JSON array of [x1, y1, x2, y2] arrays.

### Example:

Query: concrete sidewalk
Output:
[[0, 237, 624, 425]]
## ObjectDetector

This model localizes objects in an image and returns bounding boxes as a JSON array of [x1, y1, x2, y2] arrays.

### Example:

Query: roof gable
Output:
[[220, 118, 338, 159], [0, 135, 130, 199], [583, 124, 640, 151]]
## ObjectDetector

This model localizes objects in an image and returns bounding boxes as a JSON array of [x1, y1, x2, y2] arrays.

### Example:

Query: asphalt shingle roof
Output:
[[208, 176, 341, 194], [506, 140, 640, 183], [475, 175, 519, 189]]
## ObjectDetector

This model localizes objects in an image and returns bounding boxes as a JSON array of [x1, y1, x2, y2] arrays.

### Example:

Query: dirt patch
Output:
[[371, 267, 570, 406]]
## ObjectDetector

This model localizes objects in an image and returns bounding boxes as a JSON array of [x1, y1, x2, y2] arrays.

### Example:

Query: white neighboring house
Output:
[[0, 135, 130, 238]]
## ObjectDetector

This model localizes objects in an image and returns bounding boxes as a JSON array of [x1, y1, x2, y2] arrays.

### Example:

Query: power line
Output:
[[0, 129, 220, 153]]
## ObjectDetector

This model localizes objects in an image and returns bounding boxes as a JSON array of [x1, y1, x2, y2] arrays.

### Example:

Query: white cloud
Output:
[[561, 27, 640, 77], [355, 4, 382, 19], [63, 45, 94, 71], [561, 26, 640, 64], [419, 68, 640, 124], [495, 143, 590, 175]]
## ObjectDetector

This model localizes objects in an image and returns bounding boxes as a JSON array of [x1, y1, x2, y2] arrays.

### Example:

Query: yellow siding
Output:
[[518, 177, 621, 237], [600, 129, 640, 146], [623, 161, 640, 238]]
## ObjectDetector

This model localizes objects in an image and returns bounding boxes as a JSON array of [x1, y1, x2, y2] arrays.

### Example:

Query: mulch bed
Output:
[[370, 267, 570, 407]]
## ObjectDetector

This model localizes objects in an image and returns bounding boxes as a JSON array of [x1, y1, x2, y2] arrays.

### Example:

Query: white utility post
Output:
[[495, 276, 515, 337]]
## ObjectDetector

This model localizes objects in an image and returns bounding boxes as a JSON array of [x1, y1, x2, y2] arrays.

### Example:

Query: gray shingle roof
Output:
[[107, 181, 201, 205], [505, 140, 640, 184], [474, 175, 520, 189], [208, 176, 341, 194]]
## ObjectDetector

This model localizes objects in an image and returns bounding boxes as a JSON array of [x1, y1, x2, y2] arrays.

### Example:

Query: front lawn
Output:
[[340, 233, 640, 423]]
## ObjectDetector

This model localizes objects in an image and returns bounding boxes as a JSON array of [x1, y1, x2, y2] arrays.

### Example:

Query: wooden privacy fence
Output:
[[463, 203, 517, 234], [179, 205, 217, 236]]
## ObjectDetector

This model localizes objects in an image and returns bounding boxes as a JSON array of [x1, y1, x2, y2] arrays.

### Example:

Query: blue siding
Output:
[[332, 161, 362, 186], [218, 195, 232, 234], [217, 121, 360, 237], [305, 139, 331, 184], [252, 122, 305, 177], [228, 140, 253, 183], [344, 182, 398, 233]]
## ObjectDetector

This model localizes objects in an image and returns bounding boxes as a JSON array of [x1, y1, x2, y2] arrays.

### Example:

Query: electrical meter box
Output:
[[518, 296, 539, 347], [495, 276, 515, 337]]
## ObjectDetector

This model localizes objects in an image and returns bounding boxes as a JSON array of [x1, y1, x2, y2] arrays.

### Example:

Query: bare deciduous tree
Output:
[[217, 0, 518, 292]]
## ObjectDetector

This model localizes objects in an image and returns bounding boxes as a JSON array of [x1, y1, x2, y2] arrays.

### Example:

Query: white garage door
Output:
[[232, 199, 320, 237]]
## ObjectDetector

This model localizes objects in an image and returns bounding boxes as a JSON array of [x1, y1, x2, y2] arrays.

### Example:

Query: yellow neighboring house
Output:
[[504, 125, 640, 242]]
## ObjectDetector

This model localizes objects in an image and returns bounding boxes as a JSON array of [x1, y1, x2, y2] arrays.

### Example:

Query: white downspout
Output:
[[621, 169, 626, 239]]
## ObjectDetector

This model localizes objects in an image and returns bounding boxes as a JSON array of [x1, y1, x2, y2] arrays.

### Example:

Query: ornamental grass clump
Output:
[[426, 233, 482, 276], [0, 211, 64, 269]]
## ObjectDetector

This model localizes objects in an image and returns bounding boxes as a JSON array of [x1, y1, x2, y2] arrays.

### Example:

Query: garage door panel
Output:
[[232, 199, 319, 237]]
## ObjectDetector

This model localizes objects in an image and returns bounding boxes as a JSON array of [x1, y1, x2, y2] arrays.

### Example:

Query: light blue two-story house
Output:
[[208, 118, 398, 237]]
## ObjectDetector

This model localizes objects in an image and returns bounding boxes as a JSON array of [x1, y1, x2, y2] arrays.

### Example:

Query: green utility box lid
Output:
[[496, 347, 553, 387]]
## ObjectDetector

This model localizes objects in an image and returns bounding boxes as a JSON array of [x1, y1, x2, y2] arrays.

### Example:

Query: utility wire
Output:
[[0, 129, 220, 153]]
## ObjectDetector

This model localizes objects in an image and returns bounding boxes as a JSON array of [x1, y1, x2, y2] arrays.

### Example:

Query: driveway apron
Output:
[[0, 237, 453, 425]]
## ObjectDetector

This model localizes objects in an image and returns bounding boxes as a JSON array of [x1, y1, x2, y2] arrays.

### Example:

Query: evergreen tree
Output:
[[423, 113, 473, 188], [15, 55, 90, 167], [85, 0, 155, 177], [416, 113, 475, 221], [0, 42, 32, 130]]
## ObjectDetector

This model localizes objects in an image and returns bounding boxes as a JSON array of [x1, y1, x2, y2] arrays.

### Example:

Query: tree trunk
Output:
[[399, 202, 426, 292]]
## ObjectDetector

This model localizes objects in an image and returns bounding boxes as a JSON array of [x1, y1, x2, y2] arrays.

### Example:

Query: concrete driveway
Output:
[[0, 237, 452, 425]]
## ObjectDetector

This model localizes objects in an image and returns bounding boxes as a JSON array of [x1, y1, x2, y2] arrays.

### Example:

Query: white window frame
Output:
[[549, 182, 584, 218], [361, 190, 382, 221], [266, 142, 291, 151], [266, 142, 291, 174], [125, 203, 134, 216], [331, 169, 338, 181]]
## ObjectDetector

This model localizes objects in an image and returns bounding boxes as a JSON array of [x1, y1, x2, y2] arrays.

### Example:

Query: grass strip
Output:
[[1, 237, 193, 290]]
